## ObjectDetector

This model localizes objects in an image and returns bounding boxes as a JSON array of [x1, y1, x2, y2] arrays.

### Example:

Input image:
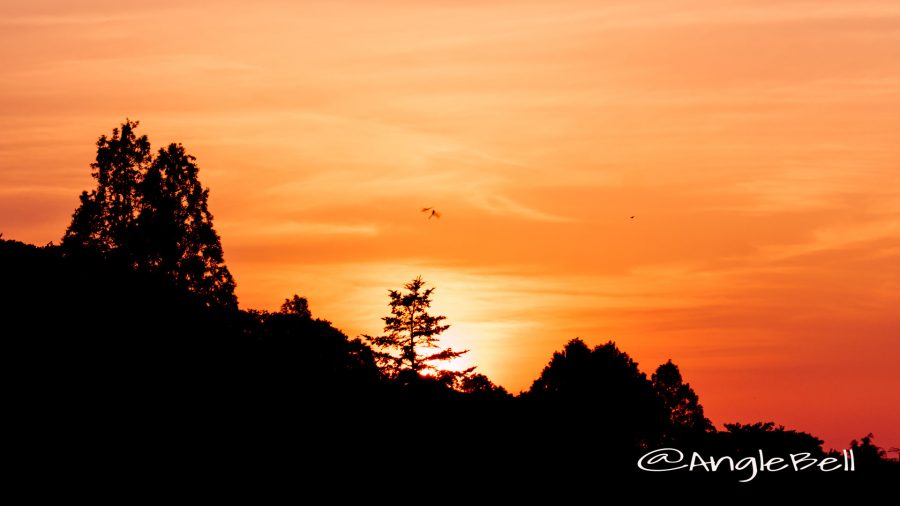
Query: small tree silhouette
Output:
[[364, 276, 470, 379], [280, 295, 312, 319], [850, 433, 888, 466], [652, 359, 714, 441], [458, 373, 510, 398]]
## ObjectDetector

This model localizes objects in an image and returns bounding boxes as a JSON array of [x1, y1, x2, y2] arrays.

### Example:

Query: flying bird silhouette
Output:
[[421, 207, 441, 220], [630, 216, 635, 219]]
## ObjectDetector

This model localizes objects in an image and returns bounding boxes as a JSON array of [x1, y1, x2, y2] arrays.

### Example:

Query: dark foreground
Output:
[[2, 239, 896, 497]]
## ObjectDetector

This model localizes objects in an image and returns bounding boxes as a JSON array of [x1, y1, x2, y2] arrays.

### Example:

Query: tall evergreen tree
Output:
[[364, 276, 469, 377], [63, 120, 236, 307], [64, 119, 150, 253], [137, 143, 236, 306], [652, 360, 713, 439]]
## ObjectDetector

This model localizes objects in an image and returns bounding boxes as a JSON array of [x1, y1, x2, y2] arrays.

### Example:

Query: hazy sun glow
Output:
[[1, 0, 899, 450]]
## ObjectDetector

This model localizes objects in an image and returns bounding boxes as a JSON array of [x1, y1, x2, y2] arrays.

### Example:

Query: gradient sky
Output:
[[2, 0, 899, 451]]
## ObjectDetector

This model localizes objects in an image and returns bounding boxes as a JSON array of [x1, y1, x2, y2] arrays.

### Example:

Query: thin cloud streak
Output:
[[470, 194, 576, 223], [220, 221, 380, 238]]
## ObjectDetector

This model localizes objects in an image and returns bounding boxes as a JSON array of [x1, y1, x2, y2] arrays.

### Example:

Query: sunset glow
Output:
[[2, 0, 899, 450]]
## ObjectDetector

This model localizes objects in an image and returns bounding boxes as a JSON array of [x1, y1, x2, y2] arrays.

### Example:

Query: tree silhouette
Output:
[[64, 119, 150, 253], [718, 422, 825, 458], [458, 373, 510, 398], [525, 338, 666, 444], [652, 359, 714, 441], [364, 276, 469, 378], [849, 433, 888, 467], [280, 295, 312, 319], [63, 120, 236, 307], [136, 143, 235, 306]]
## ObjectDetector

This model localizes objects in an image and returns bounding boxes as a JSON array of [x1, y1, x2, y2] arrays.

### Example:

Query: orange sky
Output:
[[2, 0, 899, 451]]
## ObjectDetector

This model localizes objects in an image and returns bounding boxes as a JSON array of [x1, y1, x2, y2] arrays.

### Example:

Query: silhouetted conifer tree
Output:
[[63, 120, 236, 307], [64, 119, 150, 253], [364, 276, 470, 378], [137, 143, 235, 306], [652, 359, 714, 440]]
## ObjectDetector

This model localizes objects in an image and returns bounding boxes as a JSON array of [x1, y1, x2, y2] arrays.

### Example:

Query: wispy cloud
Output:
[[220, 221, 380, 238], [470, 194, 575, 223], [759, 219, 900, 262], [0, 14, 136, 27]]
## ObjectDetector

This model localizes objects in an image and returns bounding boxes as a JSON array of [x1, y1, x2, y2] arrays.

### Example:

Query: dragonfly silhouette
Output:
[[421, 207, 441, 219]]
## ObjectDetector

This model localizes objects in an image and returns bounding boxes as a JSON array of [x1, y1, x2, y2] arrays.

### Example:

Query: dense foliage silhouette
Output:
[[653, 359, 714, 442], [524, 338, 667, 448], [2, 121, 896, 493], [63, 120, 236, 307]]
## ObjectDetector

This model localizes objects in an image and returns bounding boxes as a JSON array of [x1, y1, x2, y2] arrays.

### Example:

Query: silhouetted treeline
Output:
[[2, 121, 896, 494], [4, 237, 896, 491]]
